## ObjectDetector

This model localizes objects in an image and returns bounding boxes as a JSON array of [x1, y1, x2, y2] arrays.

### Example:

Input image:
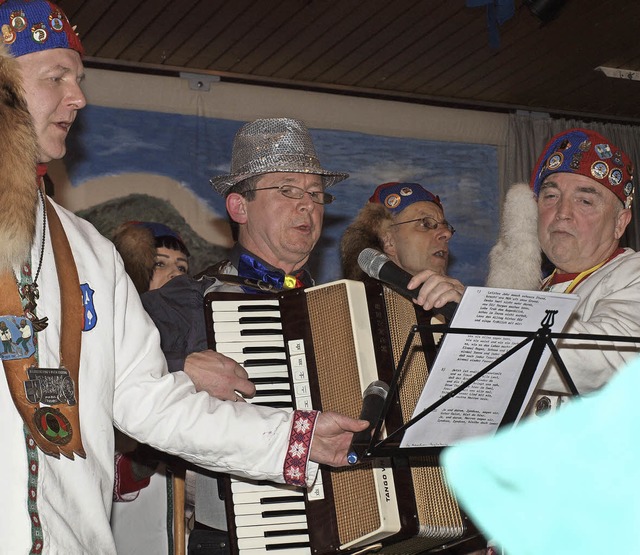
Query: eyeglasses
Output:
[[245, 185, 335, 205], [390, 216, 455, 235]]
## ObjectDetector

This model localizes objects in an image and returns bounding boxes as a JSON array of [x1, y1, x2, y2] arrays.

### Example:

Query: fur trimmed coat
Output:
[[0, 43, 39, 272], [340, 202, 393, 280]]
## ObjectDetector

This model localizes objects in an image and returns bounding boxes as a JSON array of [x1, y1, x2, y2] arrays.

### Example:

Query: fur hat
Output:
[[0, 0, 83, 57], [340, 202, 394, 281], [531, 128, 634, 208]]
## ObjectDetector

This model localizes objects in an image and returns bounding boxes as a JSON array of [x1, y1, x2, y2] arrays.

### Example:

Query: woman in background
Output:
[[110, 221, 193, 555]]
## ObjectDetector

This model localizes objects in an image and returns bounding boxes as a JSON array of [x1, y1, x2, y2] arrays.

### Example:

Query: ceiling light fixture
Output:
[[596, 66, 640, 82]]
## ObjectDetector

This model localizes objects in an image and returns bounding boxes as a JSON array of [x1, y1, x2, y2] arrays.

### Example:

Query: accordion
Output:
[[204, 279, 472, 554]]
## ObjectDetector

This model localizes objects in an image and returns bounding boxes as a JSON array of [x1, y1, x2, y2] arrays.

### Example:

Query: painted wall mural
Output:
[[64, 105, 499, 286]]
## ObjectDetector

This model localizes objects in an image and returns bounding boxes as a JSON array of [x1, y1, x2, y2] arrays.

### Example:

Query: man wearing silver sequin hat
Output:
[[141, 118, 351, 553], [0, 2, 367, 552]]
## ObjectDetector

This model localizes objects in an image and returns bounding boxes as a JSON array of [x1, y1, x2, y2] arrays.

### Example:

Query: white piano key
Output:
[[249, 395, 293, 405], [222, 351, 287, 363], [213, 331, 284, 343], [209, 300, 280, 311], [215, 340, 285, 353], [233, 500, 306, 516], [243, 366, 289, 376], [235, 521, 310, 539], [254, 383, 291, 392], [233, 547, 311, 555], [235, 512, 308, 528], [212, 310, 281, 322], [237, 534, 310, 550], [213, 321, 283, 333], [233, 489, 304, 504], [230, 480, 300, 494]]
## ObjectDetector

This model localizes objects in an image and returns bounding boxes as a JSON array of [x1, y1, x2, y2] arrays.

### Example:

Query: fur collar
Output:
[[340, 202, 393, 280], [0, 43, 39, 272]]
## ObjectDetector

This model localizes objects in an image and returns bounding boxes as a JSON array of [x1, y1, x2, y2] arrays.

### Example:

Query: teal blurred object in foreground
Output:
[[442, 355, 640, 555]]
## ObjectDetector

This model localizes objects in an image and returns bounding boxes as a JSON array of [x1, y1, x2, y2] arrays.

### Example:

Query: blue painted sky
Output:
[[66, 106, 499, 285]]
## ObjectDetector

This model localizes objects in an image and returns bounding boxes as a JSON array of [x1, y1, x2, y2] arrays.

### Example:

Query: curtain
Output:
[[503, 112, 640, 250]]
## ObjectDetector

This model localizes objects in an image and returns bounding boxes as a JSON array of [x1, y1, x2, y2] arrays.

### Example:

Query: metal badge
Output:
[[595, 143, 613, 159], [33, 407, 73, 446], [24, 367, 77, 406], [570, 152, 582, 170], [609, 168, 623, 187], [591, 160, 609, 180], [546, 152, 563, 170], [49, 12, 64, 32], [31, 23, 48, 44], [384, 193, 401, 209], [613, 151, 624, 166], [10, 10, 27, 32], [578, 139, 591, 152]]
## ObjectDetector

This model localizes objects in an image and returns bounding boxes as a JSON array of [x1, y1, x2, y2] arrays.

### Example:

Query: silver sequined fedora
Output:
[[209, 118, 349, 195]]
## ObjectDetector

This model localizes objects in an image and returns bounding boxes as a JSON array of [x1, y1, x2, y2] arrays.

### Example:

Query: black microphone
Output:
[[347, 380, 389, 465], [357, 248, 458, 321]]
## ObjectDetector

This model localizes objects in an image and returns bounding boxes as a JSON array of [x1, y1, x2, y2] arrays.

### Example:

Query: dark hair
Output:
[[155, 235, 190, 258]]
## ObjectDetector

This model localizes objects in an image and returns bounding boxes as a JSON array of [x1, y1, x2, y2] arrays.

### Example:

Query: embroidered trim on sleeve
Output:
[[283, 410, 318, 487]]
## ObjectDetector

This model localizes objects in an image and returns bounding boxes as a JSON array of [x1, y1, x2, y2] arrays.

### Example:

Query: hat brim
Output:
[[210, 168, 349, 195]]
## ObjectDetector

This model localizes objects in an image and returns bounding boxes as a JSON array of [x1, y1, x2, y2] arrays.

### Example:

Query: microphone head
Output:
[[363, 380, 390, 399], [358, 248, 389, 280]]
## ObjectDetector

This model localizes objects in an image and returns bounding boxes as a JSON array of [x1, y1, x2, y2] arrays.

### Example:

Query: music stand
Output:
[[362, 310, 640, 459]]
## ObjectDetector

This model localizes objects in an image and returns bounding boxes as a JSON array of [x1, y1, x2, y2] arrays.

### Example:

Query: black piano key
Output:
[[261, 509, 307, 518], [243, 346, 287, 354], [264, 529, 309, 538], [251, 377, 290, 385], [251, 401, 292, 409], [240, 328, 283, 336], [239, 316, 282, 324], [237, 304, 280, 312], [265, 541, 311, 551], [244, 358, 287, 367], [254, 389, 292, 398], [261, 495, 302, 505]]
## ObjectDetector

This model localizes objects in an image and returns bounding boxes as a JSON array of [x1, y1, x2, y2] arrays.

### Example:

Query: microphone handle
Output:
[[347, 394, 387, 465]]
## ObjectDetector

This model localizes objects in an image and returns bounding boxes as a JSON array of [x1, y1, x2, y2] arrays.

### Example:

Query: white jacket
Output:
[[1, 199, 305, 554], [540, 248, 640, 394]]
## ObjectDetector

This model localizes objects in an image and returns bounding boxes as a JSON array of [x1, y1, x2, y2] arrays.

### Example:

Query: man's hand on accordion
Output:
[[183, 350, 256, 402], [310, 412, 369, 467]]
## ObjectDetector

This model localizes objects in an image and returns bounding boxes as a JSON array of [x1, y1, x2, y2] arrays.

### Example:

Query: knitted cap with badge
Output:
[[0, 0, 83, 57], [530, 128, 634, 208], [368, 182, 444, 216]]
